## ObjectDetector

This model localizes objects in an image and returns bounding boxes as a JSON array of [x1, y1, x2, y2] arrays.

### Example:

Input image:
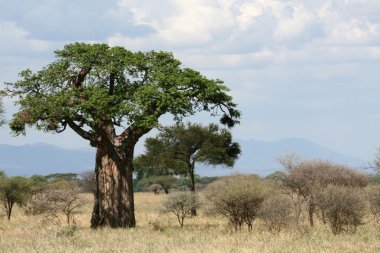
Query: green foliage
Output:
[[142, 122, 241, 193], [369, 174, 380, 185], [163, 192, 199, 227], [205, 175, 272, 231], [4, 43, 240, 140], [175, 175, 201, 189], [45, 173, 78, 182], [0, 174, 32, 220], [265, 171, 286, 182]]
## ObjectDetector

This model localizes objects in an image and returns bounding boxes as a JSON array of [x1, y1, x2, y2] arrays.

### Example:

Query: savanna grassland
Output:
[[0, 192, 379, 253]]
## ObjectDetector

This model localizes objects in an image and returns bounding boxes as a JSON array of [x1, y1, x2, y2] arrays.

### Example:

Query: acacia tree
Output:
[[0, 175, 31, 220], [143, 122, 241, 215], [4, 43, 240, 228]]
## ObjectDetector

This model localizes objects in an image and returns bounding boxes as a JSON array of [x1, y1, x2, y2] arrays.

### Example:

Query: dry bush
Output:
[[366, 185, 380, 224], [149, 184, 164, 195], [205, 174, 272, 231], [259, 194, 294, 233], [280, 156, 368, 227], [26, 180, 87, 225], [163, 191, 199, 227], [317, 185, 366, 234]]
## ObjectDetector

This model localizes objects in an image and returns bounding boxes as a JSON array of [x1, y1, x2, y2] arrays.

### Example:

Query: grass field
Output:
[[0, 192, 379, 253]]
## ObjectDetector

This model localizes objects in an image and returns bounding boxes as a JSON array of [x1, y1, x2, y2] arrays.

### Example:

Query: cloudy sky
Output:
[[0, 0, 379, 161]]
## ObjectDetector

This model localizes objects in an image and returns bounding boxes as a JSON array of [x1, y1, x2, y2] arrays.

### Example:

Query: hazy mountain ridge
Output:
[[0, 138, 367, 176]]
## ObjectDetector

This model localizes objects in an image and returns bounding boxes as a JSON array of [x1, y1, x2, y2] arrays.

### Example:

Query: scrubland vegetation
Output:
[[0, 157, 380, 253]]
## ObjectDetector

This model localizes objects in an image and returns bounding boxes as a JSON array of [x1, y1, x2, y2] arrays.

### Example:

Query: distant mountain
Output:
[[198, 138, 367, 176], [0, 143, 95, 176], [0, 138, 367, 177]]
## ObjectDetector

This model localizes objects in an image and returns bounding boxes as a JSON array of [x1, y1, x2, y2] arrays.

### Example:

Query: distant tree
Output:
[[143, 122, 241, 215], [133, 153, 175, 181], [139, 175, 178, 194], [45, 173, 78, 182], [0, 175, 31, 220], [148, 184, 163, 195], [4, 43, 240, 228]]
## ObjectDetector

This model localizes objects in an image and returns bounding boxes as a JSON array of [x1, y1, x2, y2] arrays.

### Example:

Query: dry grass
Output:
[[0, 192, 379, 253]]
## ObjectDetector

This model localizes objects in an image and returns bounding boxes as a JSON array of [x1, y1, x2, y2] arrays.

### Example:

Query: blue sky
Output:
[[0, 0, 380, 161]]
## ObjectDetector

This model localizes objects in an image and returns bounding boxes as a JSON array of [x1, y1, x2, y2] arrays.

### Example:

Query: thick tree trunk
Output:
[[91, 146, 135, 228]]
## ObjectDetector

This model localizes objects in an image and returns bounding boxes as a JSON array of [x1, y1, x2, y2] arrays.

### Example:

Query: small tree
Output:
[[163, 192, 198, 227], [143, 122, 241, 215], [205, 175, 271, 231], [259, 194, 294, 233], [26, 180, 86, 225], [0, 175, 31, 220], [317, 185, 366, 234]]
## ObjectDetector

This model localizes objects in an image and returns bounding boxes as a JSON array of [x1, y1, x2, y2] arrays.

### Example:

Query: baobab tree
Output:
[[4, 43, 240, 228]]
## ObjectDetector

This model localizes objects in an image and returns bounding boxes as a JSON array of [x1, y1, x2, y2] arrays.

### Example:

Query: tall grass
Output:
[[0, 192, 378, 253]]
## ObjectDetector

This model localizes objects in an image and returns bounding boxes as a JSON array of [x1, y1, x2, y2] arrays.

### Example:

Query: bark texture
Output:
[[91, 146, 135, 228]]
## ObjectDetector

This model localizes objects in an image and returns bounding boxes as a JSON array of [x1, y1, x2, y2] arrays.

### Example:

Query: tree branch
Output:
[[65, 118, 96, 143], [71, 68, 92, 88]]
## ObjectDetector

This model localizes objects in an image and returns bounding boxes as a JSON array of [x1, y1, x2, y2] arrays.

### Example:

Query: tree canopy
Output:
[[4, 43, 240, 143], [0, 174, 31, 220], [140, 122, 241, 199]]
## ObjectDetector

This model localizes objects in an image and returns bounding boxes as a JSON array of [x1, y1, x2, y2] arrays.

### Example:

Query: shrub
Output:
[[0, 175, 31, 220], [367, 185, 380, 224], [139, 176, 178, 193], [281, 158, 368, 227], [317, 185, 366, 234], [163, 192, 198, 227], [205, 175, 271, 231], [26, 180, 86, 225], [259, 194, 293, 233], [149, 184, 164, 195]]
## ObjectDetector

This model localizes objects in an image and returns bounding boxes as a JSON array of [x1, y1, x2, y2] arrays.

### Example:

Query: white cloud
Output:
[[1, 0, 380, 160], [0, 21, 53, 57]]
